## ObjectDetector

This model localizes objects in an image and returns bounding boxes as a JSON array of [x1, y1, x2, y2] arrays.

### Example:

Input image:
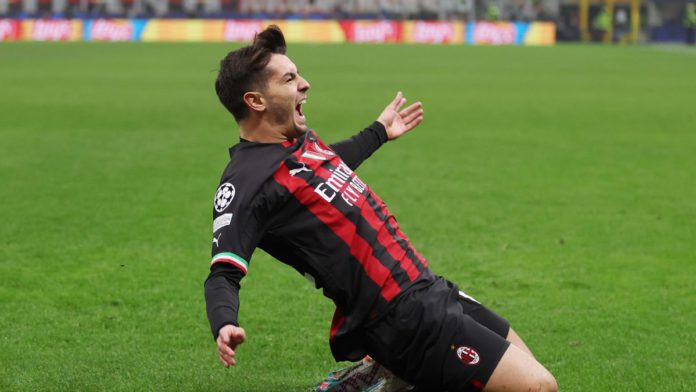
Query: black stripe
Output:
[[364, 192, 427, 272]]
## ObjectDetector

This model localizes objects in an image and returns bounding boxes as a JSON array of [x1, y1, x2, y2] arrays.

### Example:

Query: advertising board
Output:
[[0, 19, 20, 41]]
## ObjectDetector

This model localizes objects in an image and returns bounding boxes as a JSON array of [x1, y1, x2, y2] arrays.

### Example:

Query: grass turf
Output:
[[1, 42, 695, 391]]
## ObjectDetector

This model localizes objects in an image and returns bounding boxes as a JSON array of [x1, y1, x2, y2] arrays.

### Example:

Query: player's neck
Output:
[[238, 118, 290, 144]]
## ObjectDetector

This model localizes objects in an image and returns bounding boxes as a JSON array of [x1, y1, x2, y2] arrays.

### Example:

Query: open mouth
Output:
[[295, 98, 306, 120]]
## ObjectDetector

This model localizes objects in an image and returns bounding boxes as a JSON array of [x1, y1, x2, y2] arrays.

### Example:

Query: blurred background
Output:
[[1, 0, 696, 44]]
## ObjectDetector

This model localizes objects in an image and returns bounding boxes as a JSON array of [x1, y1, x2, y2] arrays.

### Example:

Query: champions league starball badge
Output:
[[214, 183, 236, 212]]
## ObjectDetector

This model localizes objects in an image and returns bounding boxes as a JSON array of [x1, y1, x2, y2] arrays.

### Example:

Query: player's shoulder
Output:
[[221, 141, 289, 183], [213, 141, 293, 214]]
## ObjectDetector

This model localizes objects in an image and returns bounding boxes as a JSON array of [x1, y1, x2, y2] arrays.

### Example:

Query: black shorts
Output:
[[363, 277, 510, 391]]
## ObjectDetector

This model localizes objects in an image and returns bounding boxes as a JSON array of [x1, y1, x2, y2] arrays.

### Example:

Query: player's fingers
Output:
[[404, 116, 423, 132], [389, 91, 403, 109], [218, 348, 236, 363], [218, 354, 230, 367], [219, 349, 235, 362], [394, 97, 407, 113], [219, 352, 236, 367], [218, 343, 235, 357], [231, 328, 246, 343], [399, 102, 422, 117], [402, 107, 424, 125]]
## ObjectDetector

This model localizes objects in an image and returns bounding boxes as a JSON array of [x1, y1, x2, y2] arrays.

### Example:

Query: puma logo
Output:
[[212, 233, 221, 247], [289, 163, 312, 176]]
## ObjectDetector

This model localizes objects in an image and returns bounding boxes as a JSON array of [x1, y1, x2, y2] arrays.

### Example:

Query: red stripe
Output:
[[314, 165, 420, 282], [329, 307, 344, 342], [470, 379, 485, 390], [274, 162, 401, 302]]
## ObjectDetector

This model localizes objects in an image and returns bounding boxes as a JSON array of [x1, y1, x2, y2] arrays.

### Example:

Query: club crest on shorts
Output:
[[456, 346, 480, 366], [214, 183, 236, 212]]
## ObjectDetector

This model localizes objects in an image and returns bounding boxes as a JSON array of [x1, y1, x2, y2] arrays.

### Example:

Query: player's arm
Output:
[[330, 92, 423, 170], [330, 121, 388, 170], [206, 177, 266, 368], [204, 264, 246, 368]]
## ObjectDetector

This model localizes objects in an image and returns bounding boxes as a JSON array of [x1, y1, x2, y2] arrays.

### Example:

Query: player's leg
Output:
[[458, 289, 555, 391], [483, 343, 557, 392], [459, 290, 536, 358], [506, 327, 534, 358]]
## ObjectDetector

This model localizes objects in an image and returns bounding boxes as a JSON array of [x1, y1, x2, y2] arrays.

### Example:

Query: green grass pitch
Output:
[[1, 42, 695, 391]]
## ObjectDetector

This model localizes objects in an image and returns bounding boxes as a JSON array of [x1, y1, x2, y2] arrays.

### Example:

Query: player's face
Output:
[[262, 54, 311, 138]]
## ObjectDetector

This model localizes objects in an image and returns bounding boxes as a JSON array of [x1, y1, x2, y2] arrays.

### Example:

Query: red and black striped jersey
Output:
[[205, 123, 433, 361]]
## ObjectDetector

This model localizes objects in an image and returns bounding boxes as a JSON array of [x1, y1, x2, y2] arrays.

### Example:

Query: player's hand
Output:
[[377, 91, 424, 141], [216, 324, 246, 368]]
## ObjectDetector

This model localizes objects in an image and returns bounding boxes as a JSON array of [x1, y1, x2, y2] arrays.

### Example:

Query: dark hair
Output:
[[215, 25, 287, 122]]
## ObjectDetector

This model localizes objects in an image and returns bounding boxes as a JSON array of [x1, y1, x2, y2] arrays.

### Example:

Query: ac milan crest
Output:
[[456, 346, 480, 366]]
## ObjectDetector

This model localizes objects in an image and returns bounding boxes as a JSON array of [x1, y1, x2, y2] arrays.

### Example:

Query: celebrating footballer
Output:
[[204, 25, 557, 392]]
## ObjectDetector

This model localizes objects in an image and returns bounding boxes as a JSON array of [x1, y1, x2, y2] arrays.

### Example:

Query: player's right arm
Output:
[[204, 175, 266, 367], [205, 263, 246, 367], [204, 244, 248, 368]]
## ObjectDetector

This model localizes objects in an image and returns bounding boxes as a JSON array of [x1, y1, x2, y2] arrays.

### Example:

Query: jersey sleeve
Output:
[[204, 263, 243, 338], [210, 179, 265, 275], [329, 121, 388, 170]]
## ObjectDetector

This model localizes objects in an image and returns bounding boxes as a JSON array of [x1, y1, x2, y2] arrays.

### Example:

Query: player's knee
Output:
[[521, 369, 557, 392], [537, 371, 558, 392]]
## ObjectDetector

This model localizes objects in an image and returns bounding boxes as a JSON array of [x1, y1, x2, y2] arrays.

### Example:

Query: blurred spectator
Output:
[[685, 2, 696, 45], [592, 6, 611, 42], [614, 7, 628, 42], [486, 1, 500, 21]]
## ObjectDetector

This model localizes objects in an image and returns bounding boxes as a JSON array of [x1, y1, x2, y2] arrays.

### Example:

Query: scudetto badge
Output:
[[214, 183, 236, 212], [456, 346, 480, 366]]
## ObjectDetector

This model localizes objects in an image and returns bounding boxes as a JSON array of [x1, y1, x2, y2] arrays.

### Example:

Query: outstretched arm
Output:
[[330, 92, 424, 170]]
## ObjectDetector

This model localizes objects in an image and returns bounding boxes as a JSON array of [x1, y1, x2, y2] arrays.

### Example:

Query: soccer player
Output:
[[204, 25, 557, 392]]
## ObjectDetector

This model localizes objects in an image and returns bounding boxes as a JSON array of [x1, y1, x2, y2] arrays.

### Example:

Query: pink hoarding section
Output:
[[0, 19, 21, 41], [340, 20, 402, 43], [89, 20, 133, 41], [472, 22, 517, 45], [223, 20, 265, 42], [405, 21, 464, 44], [25, 19, 82, 41]]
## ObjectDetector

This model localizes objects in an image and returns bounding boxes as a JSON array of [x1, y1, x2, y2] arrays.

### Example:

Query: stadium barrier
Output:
[[0, 19, 555, 45]]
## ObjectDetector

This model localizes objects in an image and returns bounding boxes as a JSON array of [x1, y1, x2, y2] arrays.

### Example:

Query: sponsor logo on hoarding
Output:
[[412, 21, 456, 44], [342, 20, 400, 43], [0, 19, 21, 41], [472, 22, 516, 45], [32, 20, 76, 41], [223, 20, 264, 42], [89, 19, 133, 41]]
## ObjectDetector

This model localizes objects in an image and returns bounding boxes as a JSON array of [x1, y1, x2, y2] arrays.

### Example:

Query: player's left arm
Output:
[[330, 92, 423, 170]]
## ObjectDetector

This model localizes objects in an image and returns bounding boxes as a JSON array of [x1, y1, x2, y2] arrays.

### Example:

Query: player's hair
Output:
[[215, 25, 287, 122]]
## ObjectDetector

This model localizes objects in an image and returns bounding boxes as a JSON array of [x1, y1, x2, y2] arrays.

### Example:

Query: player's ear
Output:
[[243, 92, 265, 113]]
